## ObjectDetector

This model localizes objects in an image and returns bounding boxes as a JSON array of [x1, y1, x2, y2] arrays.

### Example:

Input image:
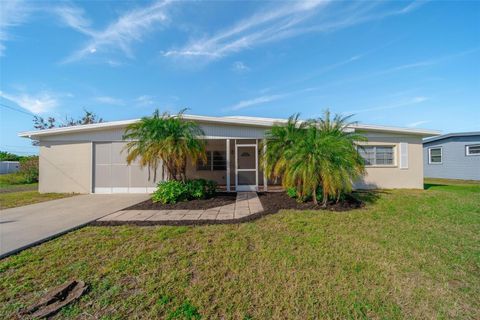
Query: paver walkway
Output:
[[99, 192, 263, 223]]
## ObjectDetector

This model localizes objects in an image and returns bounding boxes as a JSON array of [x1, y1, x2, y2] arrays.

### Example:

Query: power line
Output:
[[0, 102, 35, 117], [0, 145, 38, 149]]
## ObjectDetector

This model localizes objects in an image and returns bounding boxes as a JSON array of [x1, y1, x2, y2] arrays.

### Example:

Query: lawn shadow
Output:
[[424, 183, 446, 190], [351, 190, 383, 205]]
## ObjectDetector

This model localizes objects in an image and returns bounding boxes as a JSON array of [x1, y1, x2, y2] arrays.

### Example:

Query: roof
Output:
[[18, 114, 441, 139], [423, 131, 480, 144]]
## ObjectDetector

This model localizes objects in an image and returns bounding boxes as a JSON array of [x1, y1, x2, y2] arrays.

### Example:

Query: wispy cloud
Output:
[[232, 61, 250, 73], [135, 95, 155, 107], [227, 94, 285, 111], [406, 120, 430, 128], [0, 0, 32, 56], [94, 96, 125, 106], [164, 1, 425, 62], [347, 96, 430, 114], [61, 0, 172, 63], [52, 5, 93, 35], [0, 90, 58, 114], [164, 1, 330, 60]]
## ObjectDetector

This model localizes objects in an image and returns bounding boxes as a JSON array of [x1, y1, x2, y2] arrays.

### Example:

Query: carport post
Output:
[[226, 139, 231, 191]]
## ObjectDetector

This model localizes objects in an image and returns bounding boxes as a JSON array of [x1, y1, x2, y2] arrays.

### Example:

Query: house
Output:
[[18, 114, 439, 193], [423, 132, 480, 181], [0, 161, 20, 174]]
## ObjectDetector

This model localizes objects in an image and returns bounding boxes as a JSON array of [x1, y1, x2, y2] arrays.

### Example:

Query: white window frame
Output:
[[197, 150, 227, 171], [466, 144, 480, 156], [358, 145, 396, 167], [428, 147, 443, 164]]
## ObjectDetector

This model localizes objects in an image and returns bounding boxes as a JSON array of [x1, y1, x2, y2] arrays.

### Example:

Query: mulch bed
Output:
[[124, 192, 237, 210], [94, 191, 368, 228], [258, 192, 365, 214]]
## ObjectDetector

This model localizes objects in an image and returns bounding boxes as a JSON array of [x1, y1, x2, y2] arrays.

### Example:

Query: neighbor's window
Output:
[[429, 147, 442, 164], [466, 144, 480, 156], [359, 146, 394, 166], [197, 151, 227, 171]]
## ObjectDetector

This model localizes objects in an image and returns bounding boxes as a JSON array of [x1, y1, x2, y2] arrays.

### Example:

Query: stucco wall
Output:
[[39, 141, 92, 193], [423, 135, 480, 180], [355, 133, 424, 189], [34, 125, 427, 193]]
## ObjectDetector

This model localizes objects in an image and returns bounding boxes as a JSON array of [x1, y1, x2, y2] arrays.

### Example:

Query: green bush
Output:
[[152, 179, 217, 204], [19, 156, 39, 183], [152, 180, 187, 204], [185, 179, 217, 199], [286, 186, 324, 203], [286, 187, 297, 198]]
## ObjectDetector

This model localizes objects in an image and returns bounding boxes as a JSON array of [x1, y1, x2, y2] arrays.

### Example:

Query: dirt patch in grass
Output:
[[258, 191, 367, 214], [124, 192, 237, 210]]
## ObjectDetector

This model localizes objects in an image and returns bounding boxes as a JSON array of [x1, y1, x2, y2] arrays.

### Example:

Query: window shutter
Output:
[[399, 142, 408, 169]]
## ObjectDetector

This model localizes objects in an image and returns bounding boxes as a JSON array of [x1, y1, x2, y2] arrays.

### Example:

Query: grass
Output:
[[0, 179, 479, 319], [0, 173, 72, 209], [0, 173, 33, 187], [0, 191, 73, 210]]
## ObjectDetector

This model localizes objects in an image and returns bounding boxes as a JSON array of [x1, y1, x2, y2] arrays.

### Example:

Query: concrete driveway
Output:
[[0, 194, 148, 258]]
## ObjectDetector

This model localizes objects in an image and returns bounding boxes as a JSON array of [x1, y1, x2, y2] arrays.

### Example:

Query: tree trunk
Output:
[[322, 190, 328, 207], [312, 185, 318, 205]]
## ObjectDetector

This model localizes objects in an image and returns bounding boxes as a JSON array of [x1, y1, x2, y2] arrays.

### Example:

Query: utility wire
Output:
[[0, 102, 35, 117]]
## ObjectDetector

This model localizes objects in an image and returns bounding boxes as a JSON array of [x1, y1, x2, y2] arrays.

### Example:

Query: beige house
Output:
[[19, 114, 439, 194]]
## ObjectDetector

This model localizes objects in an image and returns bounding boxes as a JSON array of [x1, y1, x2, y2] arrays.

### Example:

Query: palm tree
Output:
[[262, 110, 366, 206], [123, 109, 206, 182]]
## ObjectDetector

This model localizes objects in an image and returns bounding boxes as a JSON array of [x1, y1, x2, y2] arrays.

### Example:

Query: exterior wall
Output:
[[355, 132, 424, 189], [423, 135, 480, 180], [39, 141, 92, 193], [34, 121, 429, 193]]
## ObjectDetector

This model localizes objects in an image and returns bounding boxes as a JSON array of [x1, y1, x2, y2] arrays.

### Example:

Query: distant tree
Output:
[[33, 116, 56, 130], [33, 109, 104, 130], [32, 109, 104, 145], [0, 151, 23, 161], [19, 156, 39, 183]]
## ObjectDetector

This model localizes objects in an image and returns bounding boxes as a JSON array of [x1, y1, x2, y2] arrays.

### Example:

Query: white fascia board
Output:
[[352, 124, 441, 137], [18, 113, 441, 139]]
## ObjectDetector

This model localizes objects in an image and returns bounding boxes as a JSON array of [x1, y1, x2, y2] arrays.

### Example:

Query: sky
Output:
[[0, 0, 479, 156]]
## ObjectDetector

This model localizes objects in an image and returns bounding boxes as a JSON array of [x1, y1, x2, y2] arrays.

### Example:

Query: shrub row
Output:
[[152, 179, 217, 204]]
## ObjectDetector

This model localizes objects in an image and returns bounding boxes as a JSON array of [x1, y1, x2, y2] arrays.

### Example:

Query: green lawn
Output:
[[0, 180, 479, 319], [0, 173, 33, 187], [0, 191, 73, 210], [0, 173, 72, 209]]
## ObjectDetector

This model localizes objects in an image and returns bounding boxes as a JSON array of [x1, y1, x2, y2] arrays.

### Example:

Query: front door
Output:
[[235, 144, 258, 191]]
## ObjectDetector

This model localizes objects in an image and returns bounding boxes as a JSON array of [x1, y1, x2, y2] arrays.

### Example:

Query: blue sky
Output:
[[0, 0, 479, 156]]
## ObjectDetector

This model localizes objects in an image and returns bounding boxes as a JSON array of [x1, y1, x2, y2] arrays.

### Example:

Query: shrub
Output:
[[19, 156, 39, 183], [286, 187, 297, 198], [152, 180, 187, 204], [152, 179, 217, 204], [286, 186, 324, 204]]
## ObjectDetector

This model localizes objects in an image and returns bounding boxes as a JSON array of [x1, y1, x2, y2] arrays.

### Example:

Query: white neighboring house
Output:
[[18, 114, 440, 193], [0, 161, 20, 174]]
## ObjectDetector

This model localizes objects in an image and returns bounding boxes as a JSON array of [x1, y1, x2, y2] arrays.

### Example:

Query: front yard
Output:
[[0, 173, 72, 209], [0, 179, 479, 319]]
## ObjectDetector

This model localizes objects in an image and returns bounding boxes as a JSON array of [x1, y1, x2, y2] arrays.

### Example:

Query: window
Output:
[[358, 146, 394, 166], [466, 144, 480, 156], [197, 151, 227, 171], [428, 147, 442, 164]]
